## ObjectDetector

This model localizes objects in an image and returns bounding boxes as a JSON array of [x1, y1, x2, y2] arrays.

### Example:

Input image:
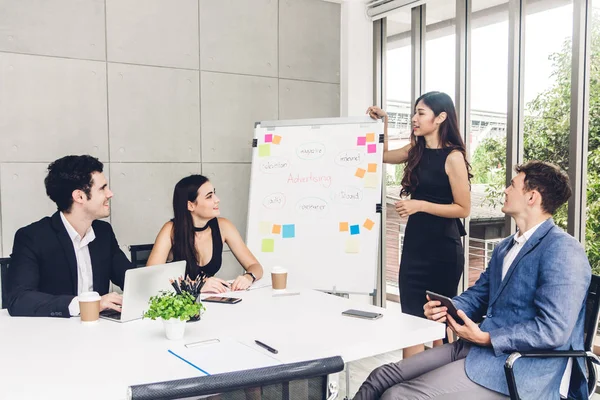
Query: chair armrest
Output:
[[504, 351, 600, 400], [508, 350, 589, 360]]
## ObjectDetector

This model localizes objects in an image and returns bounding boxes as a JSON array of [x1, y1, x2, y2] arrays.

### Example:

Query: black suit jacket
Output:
[[6, 212, 133, 317]]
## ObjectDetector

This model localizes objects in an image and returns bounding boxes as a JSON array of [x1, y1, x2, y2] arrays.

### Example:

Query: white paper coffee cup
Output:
[[271, 266, 288, 290], [79, 291, 101, 324]]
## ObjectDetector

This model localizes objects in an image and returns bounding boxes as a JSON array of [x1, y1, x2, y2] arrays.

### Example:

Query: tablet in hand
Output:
[[425, 290, 464, 325]]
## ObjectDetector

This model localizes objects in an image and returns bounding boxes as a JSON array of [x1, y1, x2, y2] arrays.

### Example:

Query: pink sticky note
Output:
[[265, 134, 273, 143], [357, 137, 366, 146], [367, 144, 377, 154]]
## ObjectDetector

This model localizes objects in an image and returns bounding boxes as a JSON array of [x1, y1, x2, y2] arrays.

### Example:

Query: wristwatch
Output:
[[244, 271, 257, 283]]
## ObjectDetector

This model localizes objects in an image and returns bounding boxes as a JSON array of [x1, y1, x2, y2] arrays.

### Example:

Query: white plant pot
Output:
[[162, 317, 187, 340]]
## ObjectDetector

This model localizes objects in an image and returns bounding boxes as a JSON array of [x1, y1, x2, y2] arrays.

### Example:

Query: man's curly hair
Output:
[[44, 155, 104, 212]]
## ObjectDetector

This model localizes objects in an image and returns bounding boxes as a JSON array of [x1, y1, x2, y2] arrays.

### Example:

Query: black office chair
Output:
[[129, 244, 154, 268], [1, 257, 10, 309], [504, 274, 600, 399], [127, 356, 344, 400]]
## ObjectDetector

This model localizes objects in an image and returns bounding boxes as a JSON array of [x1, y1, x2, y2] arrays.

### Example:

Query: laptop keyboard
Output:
[[100, 309, 122, 320]]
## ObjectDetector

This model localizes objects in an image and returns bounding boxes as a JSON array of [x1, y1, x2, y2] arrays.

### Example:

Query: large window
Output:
[[425, 0, 456, 100], [468, 0, 509, 287], [378, 0, 597, 296], [384, 9, 412, 299], [587, 1, 600, 275], [523, 0, 573, 227]]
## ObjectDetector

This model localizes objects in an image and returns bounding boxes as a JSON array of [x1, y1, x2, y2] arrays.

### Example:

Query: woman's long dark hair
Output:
[[400, 91, 472, 196], [172, 174, 209, 279]]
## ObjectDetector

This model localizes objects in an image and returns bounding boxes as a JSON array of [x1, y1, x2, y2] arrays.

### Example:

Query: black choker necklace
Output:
[[193, 223, 210, 232]]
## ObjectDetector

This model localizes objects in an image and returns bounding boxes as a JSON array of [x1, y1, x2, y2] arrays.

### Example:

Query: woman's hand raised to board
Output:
[[366, 106, 387, 120]]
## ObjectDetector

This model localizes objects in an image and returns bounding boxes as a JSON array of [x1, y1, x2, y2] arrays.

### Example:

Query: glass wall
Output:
[[587, 1, 600, 275], [425, 0, 456, 100], [523, 0, 573, 229], [384, 9, 412, 299], [468, 0, 509, 287], [377, 0, 597, 294]]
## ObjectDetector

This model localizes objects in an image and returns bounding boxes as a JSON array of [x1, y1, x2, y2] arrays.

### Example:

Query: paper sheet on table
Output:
[[169, 338, 281, 375], [224, 278, 272, 291]]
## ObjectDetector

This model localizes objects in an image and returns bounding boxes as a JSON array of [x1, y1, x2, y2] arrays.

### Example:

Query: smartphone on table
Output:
[[203, 296, 242, 304], [425, 290, 464, 325], [342, 309, 383, 320]]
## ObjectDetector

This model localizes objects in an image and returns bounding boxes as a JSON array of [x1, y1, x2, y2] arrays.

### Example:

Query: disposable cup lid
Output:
[[79, 291, 101, 302]]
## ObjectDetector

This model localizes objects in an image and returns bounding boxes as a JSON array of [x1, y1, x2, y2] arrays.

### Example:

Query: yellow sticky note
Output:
[[272, 224, 281, 234], [261, 239, 275, 252], [364, 173, 378, 188], [258, 144, 271, 157], [259, 221, 271, 235], [345, 238, 360, 253], [368, 163, 377, 173], [355, 168, 366, 178], [339, 222, 349, 232], [363, 219, 375, 231], [272, 135, 282, 145], [366, 133, 375, 142]]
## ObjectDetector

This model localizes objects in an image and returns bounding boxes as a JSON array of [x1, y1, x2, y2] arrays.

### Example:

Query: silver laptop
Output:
[[100, 261, 186, 323]]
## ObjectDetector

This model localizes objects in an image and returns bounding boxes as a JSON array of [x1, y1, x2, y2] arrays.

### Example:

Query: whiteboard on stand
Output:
[[246, 117, 384, 294]]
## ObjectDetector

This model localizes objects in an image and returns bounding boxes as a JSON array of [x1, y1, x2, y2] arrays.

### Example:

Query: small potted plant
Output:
[[144, 291, 205, 340]]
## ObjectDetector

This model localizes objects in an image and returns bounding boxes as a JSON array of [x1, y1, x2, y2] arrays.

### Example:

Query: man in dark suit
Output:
[[6, 155, 133, 317]]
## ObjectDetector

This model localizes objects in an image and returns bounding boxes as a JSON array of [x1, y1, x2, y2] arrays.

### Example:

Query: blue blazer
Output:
[[453, 219, 591, 400]]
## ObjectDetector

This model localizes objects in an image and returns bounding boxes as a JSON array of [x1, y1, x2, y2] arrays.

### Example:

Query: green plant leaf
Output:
[[143, 290, 203, 321]]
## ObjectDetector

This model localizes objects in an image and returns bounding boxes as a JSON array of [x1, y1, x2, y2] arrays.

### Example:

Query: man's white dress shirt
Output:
[[60, 212, 96, 316]]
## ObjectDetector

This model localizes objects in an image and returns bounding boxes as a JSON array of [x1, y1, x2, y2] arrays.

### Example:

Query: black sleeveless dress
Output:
[[175, 217, 223, 280], [399, 148, 466, 318]]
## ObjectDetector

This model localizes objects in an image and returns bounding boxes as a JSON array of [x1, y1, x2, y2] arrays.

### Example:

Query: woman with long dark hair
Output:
[[147, 175, 263, 293], [368, 92, 472, 358]]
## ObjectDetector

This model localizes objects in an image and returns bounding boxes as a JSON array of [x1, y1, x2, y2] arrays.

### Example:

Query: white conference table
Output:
[[0, 288, 444, 400]]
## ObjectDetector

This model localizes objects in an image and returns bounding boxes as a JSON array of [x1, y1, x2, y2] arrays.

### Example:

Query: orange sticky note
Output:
[[339, 222, 349, 232], [272, 224, 282, 234], [366, 133, 375, 142], [272, 135, 282, 145], [355, 168, 366, 178], [368, 163, 377, 173], [363, 219, 375, 231]]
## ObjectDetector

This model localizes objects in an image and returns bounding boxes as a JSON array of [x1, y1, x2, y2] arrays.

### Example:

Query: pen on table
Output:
[[255, 340, 278, 354]]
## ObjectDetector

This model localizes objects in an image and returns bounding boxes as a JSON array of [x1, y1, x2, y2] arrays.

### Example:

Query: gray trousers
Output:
[[352, 340, 509, 400]]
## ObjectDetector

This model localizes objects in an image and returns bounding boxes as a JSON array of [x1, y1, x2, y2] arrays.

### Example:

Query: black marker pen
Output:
[[255, 340, 278, 354]]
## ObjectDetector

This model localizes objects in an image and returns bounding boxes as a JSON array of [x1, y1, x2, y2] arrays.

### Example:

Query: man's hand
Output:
[[424, 295, 448, 323], [100, 292, 123, 312], [231, 274, 252, 291], [201, 277, 230, 294], [447, 310, 491, 346]]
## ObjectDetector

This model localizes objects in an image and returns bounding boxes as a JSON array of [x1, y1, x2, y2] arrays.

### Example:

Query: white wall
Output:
[[340, 0, 374, 117]]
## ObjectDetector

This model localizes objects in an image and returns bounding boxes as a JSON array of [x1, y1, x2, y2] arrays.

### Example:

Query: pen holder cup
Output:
[[187, 313, 201, 323], [186, 294, 202, 323]]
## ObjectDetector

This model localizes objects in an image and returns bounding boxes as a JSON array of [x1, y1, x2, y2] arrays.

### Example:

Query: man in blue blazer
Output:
[[354, 161, 591, 400], [6, 155, 133, 317]]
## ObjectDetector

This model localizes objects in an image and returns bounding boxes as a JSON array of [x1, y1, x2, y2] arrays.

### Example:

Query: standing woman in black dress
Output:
[[367, 91, 471, 358]]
